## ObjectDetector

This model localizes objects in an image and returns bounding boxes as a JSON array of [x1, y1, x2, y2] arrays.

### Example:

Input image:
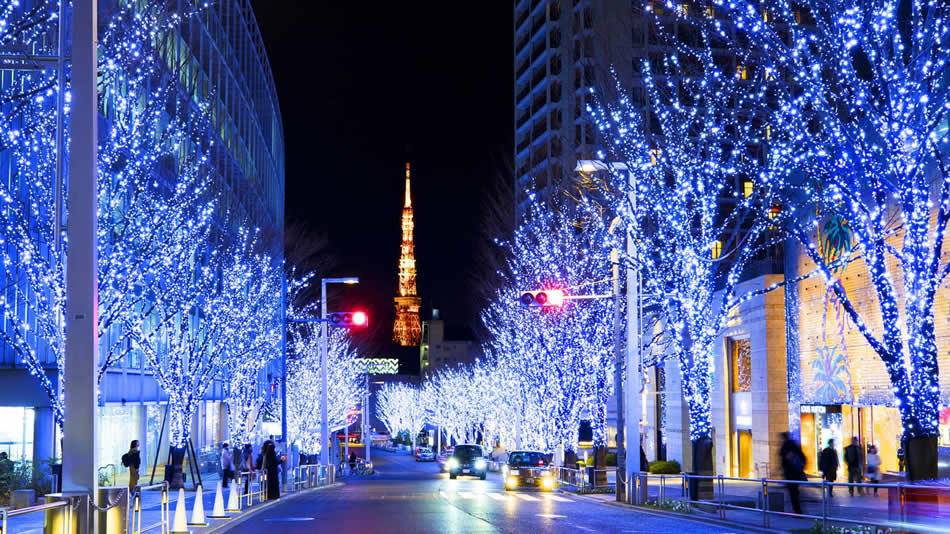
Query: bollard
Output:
[[187, 484, 208, 527], [169, 488, 190, 534], [226, 481, 241, 512], [207, 481, 229, 519]]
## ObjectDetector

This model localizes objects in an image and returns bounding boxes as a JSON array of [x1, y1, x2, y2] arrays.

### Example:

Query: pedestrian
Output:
[[779, 432, 807, 514], [122, 440, 141, 491], [242, 444, 254, 494], [640, 446, 649, 473], [348, 451, 357, 474], [220, 443, 235, 487], [843, 437, 864, 495], [865, 445, 883, 496], [0, 451, 14, 476], [819, 439, 839, 497], [264, 441, 281, 500]]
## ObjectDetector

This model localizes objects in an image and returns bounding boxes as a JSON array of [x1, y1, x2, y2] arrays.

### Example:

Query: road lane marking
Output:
[[263, 518, 314, 522], [536, 513, 567, 518], [548, 495, 573, 502], [485, 492, 507, 501], [514, 493, 540, 501], [457, 491, 475, 500]]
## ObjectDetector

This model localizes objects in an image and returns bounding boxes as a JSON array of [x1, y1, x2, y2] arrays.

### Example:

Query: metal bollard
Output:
[[761, 478, 768, 528], [718, 475, 725, 520], [821, 481, 828, 532]]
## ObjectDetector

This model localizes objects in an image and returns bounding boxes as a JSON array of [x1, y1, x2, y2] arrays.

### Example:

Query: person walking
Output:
[[843, 437, 864, 495], [220, 443, 235, 487], [865, 445, 883, 496], [779, 432, 807, 514], [242, 444, 254, 494], [264, 441, 281, 500], [122, 440, 141, 491], [819, 439, 839, 497]]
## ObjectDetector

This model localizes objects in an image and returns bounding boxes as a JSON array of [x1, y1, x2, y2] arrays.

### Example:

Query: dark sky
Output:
[[250, 3, 513, 363]]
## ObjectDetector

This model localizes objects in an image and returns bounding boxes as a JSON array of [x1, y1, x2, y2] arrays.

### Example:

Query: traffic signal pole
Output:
[[320, 279, 329, 467]]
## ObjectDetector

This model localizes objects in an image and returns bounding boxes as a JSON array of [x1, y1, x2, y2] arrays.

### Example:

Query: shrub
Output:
[[605, 452, 617, 466], [648, 460, 681, 474]]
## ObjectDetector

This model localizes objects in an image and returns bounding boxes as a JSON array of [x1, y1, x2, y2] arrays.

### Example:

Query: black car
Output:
[[446, 444, 487, 480], [504, 450, 555, 491]]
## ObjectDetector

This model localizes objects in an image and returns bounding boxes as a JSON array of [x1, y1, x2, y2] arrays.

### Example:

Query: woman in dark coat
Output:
[[264, 441, 281, 500]]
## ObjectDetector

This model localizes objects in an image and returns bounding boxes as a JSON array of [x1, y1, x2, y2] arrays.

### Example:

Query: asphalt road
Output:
[[224, 450, 752, 534]]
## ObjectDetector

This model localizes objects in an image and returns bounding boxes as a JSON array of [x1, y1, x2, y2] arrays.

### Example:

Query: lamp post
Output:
[[576, 160, 640, 504], [320, 277, 359, 468]]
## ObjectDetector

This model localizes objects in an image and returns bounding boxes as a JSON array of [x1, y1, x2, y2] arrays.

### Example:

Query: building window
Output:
[[711, 240, 723, 259], [731, 339, 752, 393], [743, 180, 754, 198]]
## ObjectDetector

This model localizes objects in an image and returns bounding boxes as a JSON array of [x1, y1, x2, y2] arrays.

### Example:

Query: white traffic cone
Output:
[[206, 480, 229, 519], [188, 484, 209, 527], [226, 480, 241, 513], [169, 488, 191, 534]]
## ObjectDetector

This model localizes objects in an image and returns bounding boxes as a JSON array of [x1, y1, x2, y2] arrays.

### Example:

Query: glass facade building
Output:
[[0, 0, 283, 469]]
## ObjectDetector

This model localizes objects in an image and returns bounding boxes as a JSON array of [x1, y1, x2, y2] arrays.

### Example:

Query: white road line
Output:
[[485, 492, 507, 501], [548, 495, 573, 502], [457, 491, 475, 500], [514, 493, 540, 501], [536, 513, 567, 518]]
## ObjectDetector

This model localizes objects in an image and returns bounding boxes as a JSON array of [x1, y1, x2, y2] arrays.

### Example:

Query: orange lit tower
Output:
[[393, 162, 422, 346]]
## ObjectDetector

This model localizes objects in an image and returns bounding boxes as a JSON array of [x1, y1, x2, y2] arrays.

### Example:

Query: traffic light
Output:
[[519, 289, 565, 308], [328, 311, 369, 328]]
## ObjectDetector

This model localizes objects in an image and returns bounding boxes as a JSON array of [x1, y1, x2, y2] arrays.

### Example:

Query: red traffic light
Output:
[[328, 311, 369, 328], [519, 289, 565, 308]]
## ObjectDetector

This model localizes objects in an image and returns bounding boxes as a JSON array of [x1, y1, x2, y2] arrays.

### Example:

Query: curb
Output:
[[562, 490, 787, 534], [199, 482, 343, 534]]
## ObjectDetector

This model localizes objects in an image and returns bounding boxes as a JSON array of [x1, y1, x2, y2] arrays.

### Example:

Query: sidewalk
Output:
[[1, 471, 317, 534], [569, 475, 950, 533]]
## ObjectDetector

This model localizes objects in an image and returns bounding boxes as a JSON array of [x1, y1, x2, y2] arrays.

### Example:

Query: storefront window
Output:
[[0, 407, 34, 463], [940, 407, 950, 447]]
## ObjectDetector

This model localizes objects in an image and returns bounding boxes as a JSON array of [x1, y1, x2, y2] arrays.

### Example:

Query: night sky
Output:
[[250, 3, 513, 364]]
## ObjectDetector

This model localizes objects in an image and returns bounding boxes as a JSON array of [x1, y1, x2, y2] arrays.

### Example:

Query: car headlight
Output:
[[475, 459, 487, 469], [541, 470, 552, 478], [506, 476, 518, 487], [447, 458, 459, 469], [542, 477, 554, 489]]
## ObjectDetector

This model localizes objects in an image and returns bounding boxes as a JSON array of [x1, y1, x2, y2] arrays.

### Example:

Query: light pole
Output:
[[577, 160, 640, 504], [320, 277, 359, 468]]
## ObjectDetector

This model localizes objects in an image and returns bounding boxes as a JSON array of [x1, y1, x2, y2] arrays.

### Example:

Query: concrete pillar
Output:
[[62, 3, 99, 528]]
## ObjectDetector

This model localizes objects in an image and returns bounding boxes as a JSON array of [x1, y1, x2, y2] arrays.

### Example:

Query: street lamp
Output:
[[576, 159, 642, 505], [320, 277, 359, 468]]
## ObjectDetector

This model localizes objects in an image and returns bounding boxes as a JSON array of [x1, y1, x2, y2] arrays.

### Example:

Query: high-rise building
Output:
[[393, 163, 422, 346], [514, 1, 637, 223]]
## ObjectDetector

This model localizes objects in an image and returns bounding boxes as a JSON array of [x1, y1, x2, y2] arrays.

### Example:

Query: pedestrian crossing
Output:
[[439, 490, 573, 503]]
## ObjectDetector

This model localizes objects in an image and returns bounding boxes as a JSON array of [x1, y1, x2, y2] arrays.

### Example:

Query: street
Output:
[[224, 451, 750, 534]]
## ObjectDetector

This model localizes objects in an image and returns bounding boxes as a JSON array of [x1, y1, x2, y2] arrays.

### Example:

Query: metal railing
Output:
[[0, 496, 82, 534], [627, 472, 950, 533], [130, 482, 169, 534]]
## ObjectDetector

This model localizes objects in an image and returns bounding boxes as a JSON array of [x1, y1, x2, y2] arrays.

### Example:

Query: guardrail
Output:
[[130, 482, 169, 534], [1, 495, 83, 534], [626, 472, 950, 533]]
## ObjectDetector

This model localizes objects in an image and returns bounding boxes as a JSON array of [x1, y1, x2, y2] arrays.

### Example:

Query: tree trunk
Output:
[[689, 437, 714, 501], [905, 436, 938, 482]]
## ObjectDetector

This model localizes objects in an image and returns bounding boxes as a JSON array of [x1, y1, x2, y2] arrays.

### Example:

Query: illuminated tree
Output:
[[0, 0, 215, 427], [704, 0, 950, 479], [589, 46, 781, 456], [376, 381, 426, 453], [480, 196, 615, 453], [286, 323, 364, 454]]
